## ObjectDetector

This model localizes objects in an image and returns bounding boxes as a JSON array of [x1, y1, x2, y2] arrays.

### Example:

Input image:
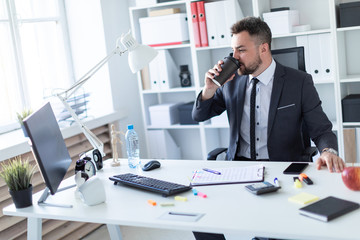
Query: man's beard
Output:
[[238, 55, 262, 75]]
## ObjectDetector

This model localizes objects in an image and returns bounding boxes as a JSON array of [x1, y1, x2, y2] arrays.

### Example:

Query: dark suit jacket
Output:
[[192, 62, 338, 161]]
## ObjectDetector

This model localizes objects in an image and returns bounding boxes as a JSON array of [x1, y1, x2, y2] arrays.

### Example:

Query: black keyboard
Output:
[[109, 173, 192, 196]]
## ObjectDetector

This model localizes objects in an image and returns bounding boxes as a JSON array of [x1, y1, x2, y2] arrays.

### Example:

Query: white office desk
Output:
[[3, 159, 360, 240]]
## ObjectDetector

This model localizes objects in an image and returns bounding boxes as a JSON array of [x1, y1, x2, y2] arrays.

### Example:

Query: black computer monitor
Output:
[[271, 46, 305, 72], [23, 102, 73, 207]]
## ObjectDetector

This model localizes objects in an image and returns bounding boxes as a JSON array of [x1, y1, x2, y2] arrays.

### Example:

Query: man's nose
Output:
[[232, 51, 240, 60]]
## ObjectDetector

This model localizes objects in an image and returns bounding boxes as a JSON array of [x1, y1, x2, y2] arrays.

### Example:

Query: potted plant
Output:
[[16, 108, 33, 137], [0, 156, 36, 208]]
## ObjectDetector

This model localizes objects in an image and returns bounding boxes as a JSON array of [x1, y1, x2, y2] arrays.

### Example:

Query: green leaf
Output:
[[0, 156, 35, 191]]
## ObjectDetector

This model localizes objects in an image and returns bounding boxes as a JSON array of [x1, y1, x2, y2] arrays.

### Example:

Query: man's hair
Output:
[[231, 16, 272, 50]]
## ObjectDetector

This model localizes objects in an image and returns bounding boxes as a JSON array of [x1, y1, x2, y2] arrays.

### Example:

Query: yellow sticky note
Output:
[[174, 196, 187, 202], [288, 192, 319, 205]]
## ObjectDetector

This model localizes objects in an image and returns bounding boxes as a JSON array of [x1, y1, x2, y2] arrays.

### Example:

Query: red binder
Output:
[[191, 1, 201, 48], [196, 1, 209, 47]]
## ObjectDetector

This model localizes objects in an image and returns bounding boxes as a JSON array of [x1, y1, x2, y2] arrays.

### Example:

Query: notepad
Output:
[[190, 164, 264, 186], [288, 192, 319, 205], [299, 196, 360, 222]]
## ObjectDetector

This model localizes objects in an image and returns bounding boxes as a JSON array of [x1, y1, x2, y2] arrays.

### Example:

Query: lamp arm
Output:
[[55, 46, 127, 158], [58, 47, 127, 99], [58, 94, 105, 157]]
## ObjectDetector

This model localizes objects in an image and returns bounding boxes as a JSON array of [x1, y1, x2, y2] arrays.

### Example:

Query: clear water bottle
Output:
[[125, 124, 140, 168]]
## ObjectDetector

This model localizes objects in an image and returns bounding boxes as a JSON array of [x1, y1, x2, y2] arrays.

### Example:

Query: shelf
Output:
[[340, 75, 360, 83], [313, 79, 335, 84], [195, 44, 231, 52], [204, 124, 229, 129], [154, 43, 191, 50], [142, 87, 196, 94], [129, 0, 186, 10], [337, 26, 360, 32], [147, 124, 200, 130], [130, 0, 350, 160], [343, 122, 360, 127], [271, 29, 332, 39]]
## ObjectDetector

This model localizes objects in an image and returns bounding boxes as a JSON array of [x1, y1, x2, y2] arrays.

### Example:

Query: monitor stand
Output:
[[38, 184, 76, 208]]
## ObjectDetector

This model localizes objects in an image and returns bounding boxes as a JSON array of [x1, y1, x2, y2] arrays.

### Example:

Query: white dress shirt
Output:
[[237, 59, 276, 159]]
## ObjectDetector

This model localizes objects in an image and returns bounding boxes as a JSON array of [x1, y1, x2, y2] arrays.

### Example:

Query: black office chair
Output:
[[207, 122, 318, 162]]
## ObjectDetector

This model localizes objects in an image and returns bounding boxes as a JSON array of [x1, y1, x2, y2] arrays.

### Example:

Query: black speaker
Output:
[[179, 65, 191, 87]]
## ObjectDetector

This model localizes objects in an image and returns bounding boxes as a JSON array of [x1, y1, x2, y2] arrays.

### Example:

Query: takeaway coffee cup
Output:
[[212, 53, 240, 86]]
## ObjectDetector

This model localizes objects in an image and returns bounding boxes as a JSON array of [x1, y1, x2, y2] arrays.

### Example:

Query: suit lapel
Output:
[[268, 64, 285, 136], [236, 75, 248, 133]]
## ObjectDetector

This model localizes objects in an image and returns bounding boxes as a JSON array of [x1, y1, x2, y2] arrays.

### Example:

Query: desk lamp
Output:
[[56, 31, 157, 169]]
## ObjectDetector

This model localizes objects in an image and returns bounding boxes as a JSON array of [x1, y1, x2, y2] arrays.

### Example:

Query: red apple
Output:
[[342, 166, 360, 191]]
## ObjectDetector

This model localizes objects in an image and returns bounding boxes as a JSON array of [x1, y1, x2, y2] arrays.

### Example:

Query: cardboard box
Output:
[[342, 94, 360, 122], [139, 13, 189, 47], [149, 8, 180, 17], [339, 1, 360, 28], [263, 10, 299, 35], [149, 103, 183, 126]]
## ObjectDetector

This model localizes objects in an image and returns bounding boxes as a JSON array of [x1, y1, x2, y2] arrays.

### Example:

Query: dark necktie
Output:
[[250, 78, 259, 160]]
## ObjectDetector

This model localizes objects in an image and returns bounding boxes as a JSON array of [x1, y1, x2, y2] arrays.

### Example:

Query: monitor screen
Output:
[[271, 46, 305, 72], [23, 102, 72, 195]]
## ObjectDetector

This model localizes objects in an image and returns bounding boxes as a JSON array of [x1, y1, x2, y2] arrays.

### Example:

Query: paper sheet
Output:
[[190, 164, 264, 186]]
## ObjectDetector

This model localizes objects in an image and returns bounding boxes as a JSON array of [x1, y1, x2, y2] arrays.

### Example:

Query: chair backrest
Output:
[[271, 46, 306, 72]]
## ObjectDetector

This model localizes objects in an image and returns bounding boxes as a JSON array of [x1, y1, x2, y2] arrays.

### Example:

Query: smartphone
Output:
[[283, 163, 309, 174], [245, 181, 281, 195]]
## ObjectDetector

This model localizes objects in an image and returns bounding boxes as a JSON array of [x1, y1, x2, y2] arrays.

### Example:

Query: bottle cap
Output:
[[127, 124, 134, 130]]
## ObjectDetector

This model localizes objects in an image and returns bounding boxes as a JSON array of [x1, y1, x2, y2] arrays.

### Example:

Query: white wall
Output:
[[65, 0, 113, 118], [100, 0, 148, 158]]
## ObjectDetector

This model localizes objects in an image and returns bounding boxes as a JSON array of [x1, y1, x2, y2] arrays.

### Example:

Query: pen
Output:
[[169, 212, 197, 217], [202, 168, 221, 175], [274, 177, 280, 187]]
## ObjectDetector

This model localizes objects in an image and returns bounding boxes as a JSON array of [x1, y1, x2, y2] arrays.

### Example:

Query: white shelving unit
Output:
[[128, 0, 358, 160]]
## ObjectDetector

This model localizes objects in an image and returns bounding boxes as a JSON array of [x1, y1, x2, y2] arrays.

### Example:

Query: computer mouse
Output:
[[142, 160, 161, 171]]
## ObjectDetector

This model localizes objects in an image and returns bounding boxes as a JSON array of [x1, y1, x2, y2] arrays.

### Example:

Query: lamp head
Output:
[[118, 31, 158, 73]]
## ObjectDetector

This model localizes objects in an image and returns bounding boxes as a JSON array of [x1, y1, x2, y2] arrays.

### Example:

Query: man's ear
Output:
[[260, 42, 269, 53]]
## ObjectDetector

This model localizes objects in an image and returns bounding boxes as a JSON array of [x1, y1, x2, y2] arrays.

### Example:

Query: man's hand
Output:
[[202, 60, 235, 101], [316, 152, 345, 173]]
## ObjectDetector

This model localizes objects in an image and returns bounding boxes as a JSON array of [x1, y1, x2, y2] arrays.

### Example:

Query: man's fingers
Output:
[[326, 158, 334, 173], [315, 158, 322, 170], [333, 159, 345, 173]]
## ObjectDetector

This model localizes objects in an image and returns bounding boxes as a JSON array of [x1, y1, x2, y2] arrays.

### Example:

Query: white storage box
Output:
[[263, 10, 299, 35], [149, 103, 183, 126], [139, 13, 189, 47]]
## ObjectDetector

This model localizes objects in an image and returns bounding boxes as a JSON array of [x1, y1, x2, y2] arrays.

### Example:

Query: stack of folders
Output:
[[299, 196, 359, 222], [190, 1, 208, 47], [190, 0, 244, 48], [148, 50, 178, 91], [296, 33, 334, 82]]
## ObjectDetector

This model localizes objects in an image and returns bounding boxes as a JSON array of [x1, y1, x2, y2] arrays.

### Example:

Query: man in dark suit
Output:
[[192, 16, 345, 240]]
